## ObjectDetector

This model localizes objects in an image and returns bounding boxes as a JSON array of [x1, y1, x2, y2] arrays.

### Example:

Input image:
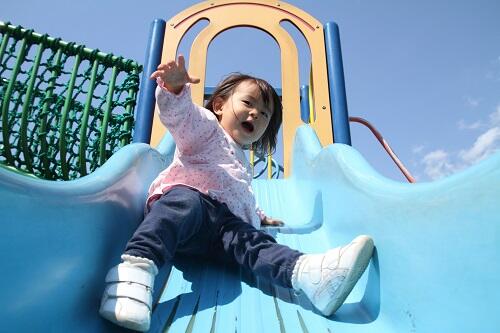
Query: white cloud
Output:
[[489, 104, 500, 125], [412, 145, 424, 154], [459, 127, 500, 164], [421, 150, 459, 180], [419, 126, 500, 180], [457, 104, 500, 130], [465, 96, 480, 108], [458, 119, 482, 130], [416, 102, 500, 181]]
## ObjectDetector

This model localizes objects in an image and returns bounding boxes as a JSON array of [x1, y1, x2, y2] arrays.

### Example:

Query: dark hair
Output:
[[204, 73, 282, 156]]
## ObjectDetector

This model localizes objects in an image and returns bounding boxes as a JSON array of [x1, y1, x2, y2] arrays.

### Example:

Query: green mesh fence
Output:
[[0, 21, 142, 180]]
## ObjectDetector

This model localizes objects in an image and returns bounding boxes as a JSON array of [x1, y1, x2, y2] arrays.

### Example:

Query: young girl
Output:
[[99, 55, 374, 332]]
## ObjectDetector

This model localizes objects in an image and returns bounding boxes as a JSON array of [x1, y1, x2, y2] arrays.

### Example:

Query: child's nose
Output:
[[249, 109, 259, 119]]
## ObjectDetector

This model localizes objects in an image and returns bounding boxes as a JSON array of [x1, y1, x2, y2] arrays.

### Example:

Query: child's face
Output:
[[214, 80, 273, 147]]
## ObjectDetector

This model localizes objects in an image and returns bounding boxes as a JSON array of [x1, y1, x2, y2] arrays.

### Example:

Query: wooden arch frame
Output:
[[151, 0, 333, 176]]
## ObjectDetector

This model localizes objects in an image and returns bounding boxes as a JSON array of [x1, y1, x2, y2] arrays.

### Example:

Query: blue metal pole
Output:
[[133, 19, 166, 143], [300, 85, 310, 123], [324, 21, 352, 145]]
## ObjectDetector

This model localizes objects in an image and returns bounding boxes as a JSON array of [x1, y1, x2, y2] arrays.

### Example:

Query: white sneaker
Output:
[[291, 235, 374, 316], [99, 255, 158, 332]]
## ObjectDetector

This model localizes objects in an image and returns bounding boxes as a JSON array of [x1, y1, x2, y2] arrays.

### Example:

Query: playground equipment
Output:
[[1, 1, 499, 332]]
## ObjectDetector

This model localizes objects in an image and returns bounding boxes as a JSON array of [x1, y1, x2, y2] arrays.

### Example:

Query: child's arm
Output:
[[150, 55, 216, 155]]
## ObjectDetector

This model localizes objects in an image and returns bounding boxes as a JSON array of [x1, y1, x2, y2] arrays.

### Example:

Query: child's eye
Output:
[[261, 111, 269, 118], [242, 100, 251, 106]]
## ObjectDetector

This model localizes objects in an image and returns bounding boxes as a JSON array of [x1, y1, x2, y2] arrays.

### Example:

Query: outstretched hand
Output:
[[261, 216, 285, 227], [150, 54, 200, 94]]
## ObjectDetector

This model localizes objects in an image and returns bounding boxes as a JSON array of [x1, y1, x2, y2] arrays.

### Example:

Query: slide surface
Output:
[[150, 126, 500, 333], [1, 126, 499, 332], [0, 143, 171, 332]]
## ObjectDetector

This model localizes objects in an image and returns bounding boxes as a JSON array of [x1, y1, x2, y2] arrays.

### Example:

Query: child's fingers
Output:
[[157, 62, 174, 71], [273, 219, 285, 226], [150, 70, 162, 79], [262, 218, 284, 226], [267, 221, 282, 226], [189, 76, 200, 84], [177, 54, 185, 69]]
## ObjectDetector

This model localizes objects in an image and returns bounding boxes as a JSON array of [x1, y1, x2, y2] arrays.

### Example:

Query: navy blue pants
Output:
[[124, 186, 302, 288]]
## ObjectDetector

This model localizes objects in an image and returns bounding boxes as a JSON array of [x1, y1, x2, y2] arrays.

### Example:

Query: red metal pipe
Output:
[[349, 116, 416, 183]]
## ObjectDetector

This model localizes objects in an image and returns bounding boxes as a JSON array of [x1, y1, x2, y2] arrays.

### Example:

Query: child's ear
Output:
[[212, 97, 224, 117]]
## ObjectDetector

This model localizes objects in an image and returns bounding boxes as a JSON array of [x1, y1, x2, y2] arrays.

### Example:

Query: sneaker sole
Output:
[[321, 235, 374, 316], [100, 298, 150, 332]]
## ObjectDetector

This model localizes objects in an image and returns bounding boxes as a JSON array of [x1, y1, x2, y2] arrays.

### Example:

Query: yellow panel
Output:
[[150, 0, 333, 177], [308, 66, 314, 123]]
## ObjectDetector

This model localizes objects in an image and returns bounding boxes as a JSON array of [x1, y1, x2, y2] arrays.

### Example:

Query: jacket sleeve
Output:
[[155, 81, 218, 155]]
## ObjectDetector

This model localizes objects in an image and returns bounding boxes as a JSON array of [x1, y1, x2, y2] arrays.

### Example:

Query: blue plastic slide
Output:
[[1, 126, 499, 332]]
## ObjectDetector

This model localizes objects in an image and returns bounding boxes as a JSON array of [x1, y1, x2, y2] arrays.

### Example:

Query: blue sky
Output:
[[2, 0, 499, 182]]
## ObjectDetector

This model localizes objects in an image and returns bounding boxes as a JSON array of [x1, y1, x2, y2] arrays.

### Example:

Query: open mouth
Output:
[[241, 121, 254, 133]]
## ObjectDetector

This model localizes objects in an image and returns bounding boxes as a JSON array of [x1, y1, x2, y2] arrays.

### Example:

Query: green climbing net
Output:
[[0, 21, 142, 180]]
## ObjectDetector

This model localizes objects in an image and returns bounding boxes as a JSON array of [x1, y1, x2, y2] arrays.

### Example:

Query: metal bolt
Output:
[[322, 106, 326, 110]]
